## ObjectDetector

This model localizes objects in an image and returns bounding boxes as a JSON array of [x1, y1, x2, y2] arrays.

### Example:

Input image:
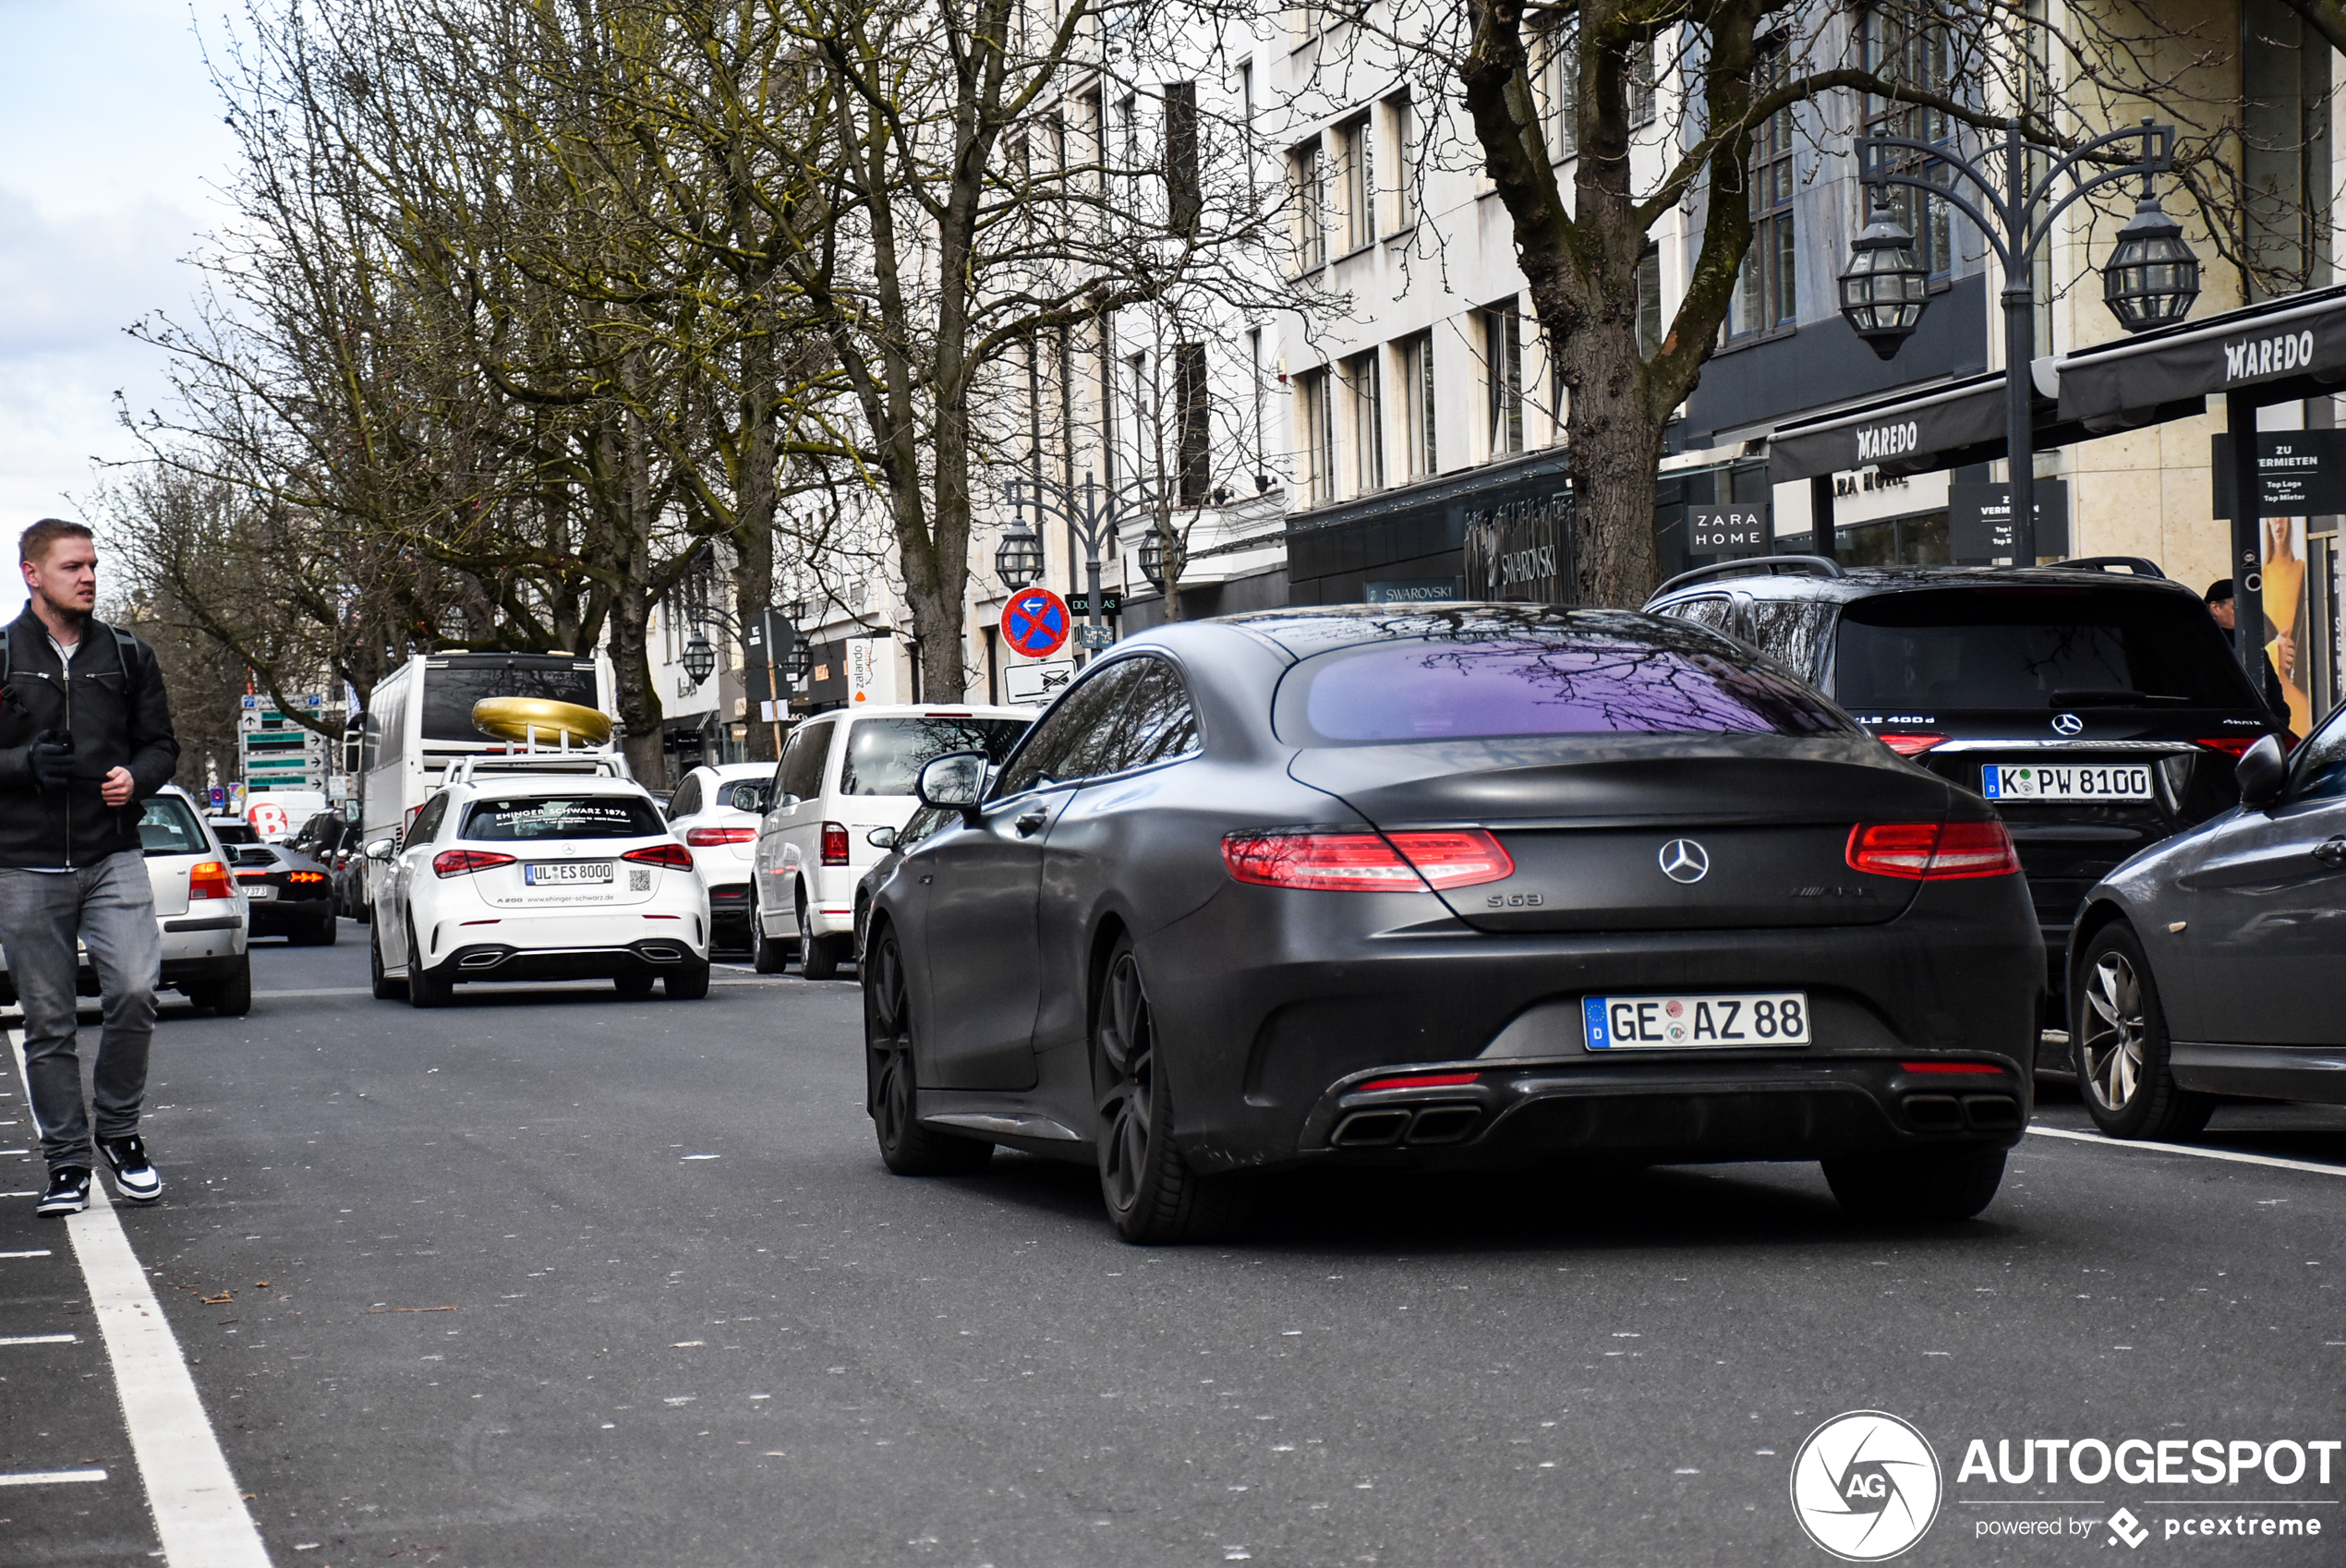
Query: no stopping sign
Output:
[[1002, 588, 1071, 658]]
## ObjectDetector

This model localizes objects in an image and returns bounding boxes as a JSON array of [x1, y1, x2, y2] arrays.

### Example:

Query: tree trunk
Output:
[[1564, 325, 1665, 608], [733, 327, 780, 761]]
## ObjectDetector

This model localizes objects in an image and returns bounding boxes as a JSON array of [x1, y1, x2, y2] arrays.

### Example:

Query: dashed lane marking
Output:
[[0, 1248, 54, 1258], [2029, 1124, 2346, 1177], [9, 1031, 272, 1568], [0, 1333, 79, 1345], [0, 1469, 108, 1487]]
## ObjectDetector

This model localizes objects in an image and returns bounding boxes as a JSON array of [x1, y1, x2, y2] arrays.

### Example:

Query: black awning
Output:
[[1770, 370, 2026, 485], [2058, 283, 2346, 427]]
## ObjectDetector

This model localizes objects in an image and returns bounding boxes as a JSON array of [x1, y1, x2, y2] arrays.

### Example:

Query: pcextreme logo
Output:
[[1790, 1411, 1943, 1561]]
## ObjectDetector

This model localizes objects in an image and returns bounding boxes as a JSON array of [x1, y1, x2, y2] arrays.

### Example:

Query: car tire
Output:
[[193, 954, 254, 1018], [1821, 1145, 2006, 1222], [369, 921, 405, 1000], [799, 894, 842, 981], [2073, 923, 2214, 1141], [1093, 936, 1252, 1245], [290, 911, 335, 947], [750, 886, 790, 974], [614, 973, 657, 998], [665, 959, 711, 1000], [863, 923, 992, 1176], [405, 916, 452, 1009]]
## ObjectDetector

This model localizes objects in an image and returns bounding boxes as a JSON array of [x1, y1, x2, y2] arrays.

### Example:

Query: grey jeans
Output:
[[0, 851, 162, 1171]]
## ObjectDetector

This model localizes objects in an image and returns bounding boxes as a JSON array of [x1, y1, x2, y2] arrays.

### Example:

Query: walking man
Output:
[[0, 520, 180, 1215]]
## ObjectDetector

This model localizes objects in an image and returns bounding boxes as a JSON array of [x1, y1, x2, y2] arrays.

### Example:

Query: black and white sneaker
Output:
[[99, 1137, 163, 1203], [37, 1167, 91, 1217]]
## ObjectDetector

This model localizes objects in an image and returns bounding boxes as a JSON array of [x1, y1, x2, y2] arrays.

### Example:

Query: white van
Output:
[[750, 704, 1032, 978], [357, 650, 618, 900]]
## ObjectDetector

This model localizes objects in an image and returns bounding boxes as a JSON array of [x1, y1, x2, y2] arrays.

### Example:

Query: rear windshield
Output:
[[141, 797, 211, 857], [1834, 589, 2261, 711], [421, 661, 599, 742], [1277, 632, 1850, 744], [460, 796, 667, 841], [211, 822, 259, 844], [840, 717, 1030, 796]]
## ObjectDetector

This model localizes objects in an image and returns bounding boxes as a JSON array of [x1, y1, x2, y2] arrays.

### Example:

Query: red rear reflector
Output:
[[1221, 829, 1512, 891], [685, 826, 758, 847], [2195, 736, 2257, 757], [821, 822, 850, 866], [188, 860, 235, 899], [1356, 1072, 1481, 1092], [1846, 821, 2020, 880], [1877, 733, 1945, 757], [434, 850, 517, 878], [622, 842, 695, 871], [1899, 1061, 2006, 1075]]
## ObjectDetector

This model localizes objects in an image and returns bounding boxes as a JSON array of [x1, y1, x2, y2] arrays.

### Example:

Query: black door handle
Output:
[[2315, 836, 2346, 867], [1015, 808, 1049, 837]]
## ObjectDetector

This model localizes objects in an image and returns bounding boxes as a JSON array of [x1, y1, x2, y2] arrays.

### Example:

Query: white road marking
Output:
[[0, 1248, 52, 1258], [0, 1468, 108, 1487], [2030, 1124, 2346, 1176], [251, 986, 374, 999], [0, 1333, 78, 1345], [9, 1031, 272, 1568]]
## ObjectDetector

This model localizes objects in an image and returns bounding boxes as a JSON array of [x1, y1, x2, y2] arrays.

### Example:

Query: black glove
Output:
[[29, 730, 74, 791]]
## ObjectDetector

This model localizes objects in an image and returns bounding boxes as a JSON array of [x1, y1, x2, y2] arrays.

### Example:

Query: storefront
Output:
[[1283, 449, 1572, 607]]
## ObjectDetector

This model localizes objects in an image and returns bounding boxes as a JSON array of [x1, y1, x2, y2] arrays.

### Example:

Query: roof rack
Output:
[[2041, 556, 2167, 579], [1651, 554, 1846, 599], [444, 754, 629, 786]]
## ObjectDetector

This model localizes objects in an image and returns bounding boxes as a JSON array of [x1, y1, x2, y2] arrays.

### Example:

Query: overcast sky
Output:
[[0, 0, 240, 620]]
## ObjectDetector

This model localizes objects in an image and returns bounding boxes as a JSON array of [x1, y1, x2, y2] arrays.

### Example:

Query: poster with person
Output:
[[2265, 514, 2310, 734]]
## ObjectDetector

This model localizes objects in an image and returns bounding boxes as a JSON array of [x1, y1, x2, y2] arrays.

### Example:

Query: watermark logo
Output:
[[2108, 1507, 2150, 1549], [1791, 1411, 1943, 1562]]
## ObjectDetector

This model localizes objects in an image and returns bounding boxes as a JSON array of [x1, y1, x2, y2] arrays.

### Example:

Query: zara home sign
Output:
[[1688, 505, 1772, 559]]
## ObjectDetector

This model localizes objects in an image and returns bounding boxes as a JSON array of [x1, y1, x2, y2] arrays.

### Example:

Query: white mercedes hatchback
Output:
[[364, 761, 709, 1005]]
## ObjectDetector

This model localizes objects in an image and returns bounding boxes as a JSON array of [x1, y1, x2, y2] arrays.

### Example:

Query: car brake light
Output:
[[1846, 821, 2020, 880], [622, 842, 695, 871], [1355, 1072, 1481, 1092], [1899, 1061, 2006, 1075], [2195, 736, 2258, 757], [821, 822, 850, 866], [188, 861, 235, 899], [434, 850, 517, 878], [686, 826, 758, 847], [1877, 733, 1945, 757], [1221, 828, 1514, 891], [288, 870, 326, 884]]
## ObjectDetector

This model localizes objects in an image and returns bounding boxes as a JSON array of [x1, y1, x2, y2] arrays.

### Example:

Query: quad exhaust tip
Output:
[[1331, 1104, 1483, 1149]]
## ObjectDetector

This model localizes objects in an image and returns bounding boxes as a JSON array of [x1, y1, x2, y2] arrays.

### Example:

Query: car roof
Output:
[[808, 703, 1035, 721], [693, 762, 772, 779], [449, 773, 654, 798], [1206, 601, 1684, 658], [1651, 562, 2203, 608]]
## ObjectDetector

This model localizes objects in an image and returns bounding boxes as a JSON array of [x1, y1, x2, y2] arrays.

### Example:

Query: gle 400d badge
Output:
[[1790, 1410, 1943, 1561]]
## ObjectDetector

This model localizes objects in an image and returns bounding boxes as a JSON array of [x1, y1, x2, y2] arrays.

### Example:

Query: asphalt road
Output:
[[4, 925, 2343, 1568]]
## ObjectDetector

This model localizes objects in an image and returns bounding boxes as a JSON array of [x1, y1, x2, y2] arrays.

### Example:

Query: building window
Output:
[[1175, 343, 1211, 504], [1292, 139, 1327, 270], [1862, 13, 1958, 276], [2243, 0, 2334, 297], [1482, 301, 1524, 458], [1629, 37, 1656, 128], [1344, 351, 1384, 494], [1386, 93, 1418, 228], [1298, 368, 1336, 505], [1730, 38, 1796, 338], [1238, 60, 1258, 206], [1636, 245, 1663, 357], [1247, 325, 1265, 479], [1337, 115, 1374, 253], [1401, 331, 1437, 478], [1164, 81, 1201, 236], [1539, 22, 1578, 160]]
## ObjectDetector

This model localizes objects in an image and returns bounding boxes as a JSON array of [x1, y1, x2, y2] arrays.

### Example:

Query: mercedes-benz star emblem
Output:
[[1659, 838, 1711, 884], [2051, 712, 2085, 736]]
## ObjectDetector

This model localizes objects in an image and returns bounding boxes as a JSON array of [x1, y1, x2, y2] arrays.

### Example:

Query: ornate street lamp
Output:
[[2103, 187, 2202, 333], [1837, 200, 1932, 360], [1137, 525, 1185, 592], [681, 629, 716, 687], [994, 519, 1044, 591]]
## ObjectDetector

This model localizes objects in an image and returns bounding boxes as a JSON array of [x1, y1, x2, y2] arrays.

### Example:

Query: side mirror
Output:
[[2236, 733, 2288, 810], [363, 838, 397, 862], [866, 826, 898, 850], [915, 751, 987, 818], [726, 783, 766, 814]]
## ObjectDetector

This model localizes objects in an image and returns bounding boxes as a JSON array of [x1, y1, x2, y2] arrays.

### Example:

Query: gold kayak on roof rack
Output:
[[471, 696, 613, 749]]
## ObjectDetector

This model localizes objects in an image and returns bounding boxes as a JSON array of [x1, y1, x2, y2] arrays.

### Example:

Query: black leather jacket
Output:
[[0, 609, 180, 868]]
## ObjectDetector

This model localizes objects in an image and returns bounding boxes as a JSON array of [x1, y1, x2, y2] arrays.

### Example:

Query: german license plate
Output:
[[1981, 763, 2153, 802], [244, 884, 276, 900], [525, 861, 613, 886], [1583, 992, 1811, 1050]]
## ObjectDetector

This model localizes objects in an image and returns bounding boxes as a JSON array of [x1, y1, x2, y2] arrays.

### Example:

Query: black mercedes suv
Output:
[[1644, 557, 2282, 1049]]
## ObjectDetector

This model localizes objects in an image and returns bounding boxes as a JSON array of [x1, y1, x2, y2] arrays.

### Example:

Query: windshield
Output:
[[141, 797, 211, 857], [460, 796, 668, 841], [1834, 589, 2262, 711], [211, 823, 260, 845], [1277, 632, 1849, 744], [421, 660, 600, 742], [840, 717, 1030, 796]]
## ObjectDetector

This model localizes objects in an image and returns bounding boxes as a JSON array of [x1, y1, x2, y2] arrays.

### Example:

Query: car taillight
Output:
[[622, 842, 695, 871], [2195, 736, 2258, 757], [188, 861, 235, 899], [1876, 732, 1945, 757], [288, 870, 326, 884], [1221, 828, 1514, 892], [686, 826, 758, 847], [1846, 821, 2020, 880], [434, 850, 517, 878], [821, 822, 850, 866], [1899, 1061, 2007, 1075]]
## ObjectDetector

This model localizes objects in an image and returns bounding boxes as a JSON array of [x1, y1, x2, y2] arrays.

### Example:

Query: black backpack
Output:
[[0, 622, 145, 706]]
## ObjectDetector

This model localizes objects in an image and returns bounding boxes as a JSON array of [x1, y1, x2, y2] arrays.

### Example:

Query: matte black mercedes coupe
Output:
[[859, 606, 2045, 1242]]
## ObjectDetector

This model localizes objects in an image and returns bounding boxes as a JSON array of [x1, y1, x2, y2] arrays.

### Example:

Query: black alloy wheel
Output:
[[863, 923, 990, 1176], [1092, 936, 1249, 1245], [369, 920, 405, 1000], [799, 892, 842, 981], [2074, 923, 2213, 1140], [405, 914, 452, 1008], [665, 959, 711, 1000], [750, 884, 790, 974], [1821, 1146, 2007, 1222]]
